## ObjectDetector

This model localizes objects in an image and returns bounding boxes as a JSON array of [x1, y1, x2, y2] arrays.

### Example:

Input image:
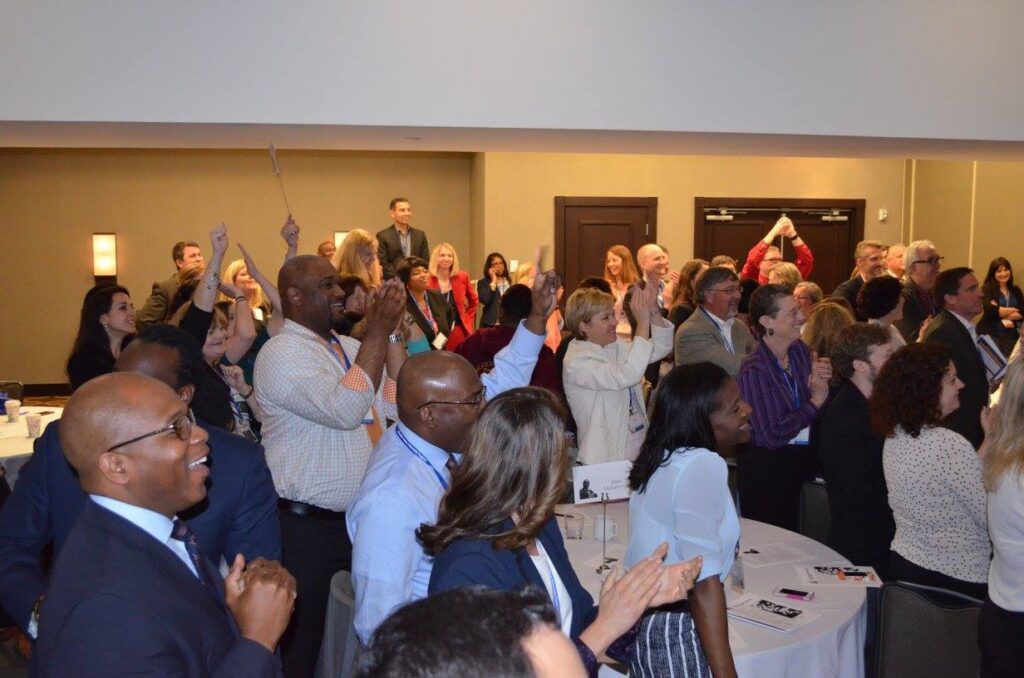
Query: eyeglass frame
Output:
[[911, 255, 944, 267], [106, 409, 197, 452], [416, 388, 486, 410]]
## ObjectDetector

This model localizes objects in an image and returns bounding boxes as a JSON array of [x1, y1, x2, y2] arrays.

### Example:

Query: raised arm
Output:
[[239, 243, 285, 337], [219, 281, 257, 363], [280, 216, 299, 262], [740, 218, 787, 280], [353, 279, 407, 393], [194, 223, 228, 313]]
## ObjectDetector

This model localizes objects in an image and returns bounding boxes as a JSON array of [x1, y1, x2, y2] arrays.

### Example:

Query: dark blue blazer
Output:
[[923, 309, 989, 449], [0, 419, 281, 631], [428, 516, 597, 639], [34, 500, 282, 677]]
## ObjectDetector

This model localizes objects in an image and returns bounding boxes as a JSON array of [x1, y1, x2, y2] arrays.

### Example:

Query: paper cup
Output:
[[26, 414, 42, 438], [4, 399, 21, 423]]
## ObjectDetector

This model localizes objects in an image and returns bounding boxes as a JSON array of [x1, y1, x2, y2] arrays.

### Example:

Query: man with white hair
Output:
[[895, 240, 944, 342]]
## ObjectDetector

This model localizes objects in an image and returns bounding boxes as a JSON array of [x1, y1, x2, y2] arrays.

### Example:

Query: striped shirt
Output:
[[737, 340, 818, 451]]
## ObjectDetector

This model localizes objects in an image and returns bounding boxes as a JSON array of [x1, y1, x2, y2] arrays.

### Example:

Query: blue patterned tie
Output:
[[171, 518, 218, 596]]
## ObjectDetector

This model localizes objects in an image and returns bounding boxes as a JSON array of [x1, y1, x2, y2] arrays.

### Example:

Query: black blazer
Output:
[[406, 289, 452, 349], [477, 278, 511, 327], [833, 276, 866, 320], [923, 309, 988, 448], [978, 282, 1023, 357], [894, 279, 935, 343], [34, 501, 282, 677], [376, 225, 430, 280], [814, 380, 894, 575]]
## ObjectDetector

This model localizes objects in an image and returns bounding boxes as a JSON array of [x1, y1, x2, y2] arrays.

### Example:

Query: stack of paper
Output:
[[727, 594, 820, 633]]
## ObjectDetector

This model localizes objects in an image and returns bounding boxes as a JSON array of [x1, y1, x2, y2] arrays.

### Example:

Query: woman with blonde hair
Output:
[[220, 258, 270, 323], [428, 242, 478, 352], [767, 261, 803, 288], [981, 358, 1024, 675], [604, 245, 641, 333], [336, 229, 383, 288]]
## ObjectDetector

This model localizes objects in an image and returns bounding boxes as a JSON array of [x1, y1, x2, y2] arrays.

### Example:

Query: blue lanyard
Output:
[[536, 543, 562, 622], [395, 426, 449, 490], [772, 356, 802, 408]]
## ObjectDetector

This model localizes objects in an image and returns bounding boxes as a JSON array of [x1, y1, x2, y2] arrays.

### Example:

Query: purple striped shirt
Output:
[[737, 341, 819, 450]]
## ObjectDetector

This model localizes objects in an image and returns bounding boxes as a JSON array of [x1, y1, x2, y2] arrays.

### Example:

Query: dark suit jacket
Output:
[[923, 309, 988, 448], [34, 501, 281, 677], [894, 279, 935, 343], [376, 225, 430, 280], [814, 380, 894, 575], [0, 419, 281, 632], [833, 275, 866, 320], [136, 273, 180, 329], [429, 517, 596, 640], [406, 289, 452, 349]]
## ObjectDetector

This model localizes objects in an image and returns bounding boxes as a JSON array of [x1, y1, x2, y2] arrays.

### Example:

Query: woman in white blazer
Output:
[[562, 284, 674, 465]]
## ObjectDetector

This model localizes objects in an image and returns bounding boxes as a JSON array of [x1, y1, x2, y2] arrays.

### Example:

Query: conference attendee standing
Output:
[[922, 267, 988, 449], [895, 240, 943, 342], [604, 245, 641, 333], [858, 275, 908, 349], [977, 256, 1024, 358], [66, 284, 137, 391], [627, 363, 751, 677], [477, 252, 514, 327], [625, 244, 674, 389], [400, 256, 452, 350], [377, 197, 430, 280], [980, 359, 1024, 677], [254, 256, 406, 677], [870, 343, 989, 600], [428, 243, 478, 352], [136, 240, 204, 329], [34, 373, 294, 677], [337, 229, 384, 290], [833, 239, 886, 319], [815, 323, 896, 576], [740, 216, 814, 285], [674, 267, 756, 376], [737, 284, 831, 530]]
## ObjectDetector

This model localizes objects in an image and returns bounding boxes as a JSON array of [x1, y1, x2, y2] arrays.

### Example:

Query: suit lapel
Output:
[[696, 309, 727, 349], [942, 310, 986, 375]]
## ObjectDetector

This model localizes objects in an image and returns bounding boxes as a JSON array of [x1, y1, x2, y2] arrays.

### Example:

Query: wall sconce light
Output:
[[334, 231, 350, 248], [92, 233, 118, 283]]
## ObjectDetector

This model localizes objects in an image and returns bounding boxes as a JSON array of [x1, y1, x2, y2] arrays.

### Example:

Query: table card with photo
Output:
[[572, 460, 632, 504], [727, 594, 821, 633], [796, 565, 882, 587]]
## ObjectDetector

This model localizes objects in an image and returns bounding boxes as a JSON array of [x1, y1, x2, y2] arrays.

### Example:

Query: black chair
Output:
[[875, 581, 982, 678], [798, 478, 830, 545], [0, 381, 24, 402]]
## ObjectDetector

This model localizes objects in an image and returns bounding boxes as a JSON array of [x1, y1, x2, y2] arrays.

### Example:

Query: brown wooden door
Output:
[[693, 198, 865, 294], [555, 197, 657, 295]]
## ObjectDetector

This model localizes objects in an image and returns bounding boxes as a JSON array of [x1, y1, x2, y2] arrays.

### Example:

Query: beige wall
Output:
[[907, 160, 974, 268], [0, 149, 472, 383], [973, 162, 1024, 277], [477, 153, 908, 271]]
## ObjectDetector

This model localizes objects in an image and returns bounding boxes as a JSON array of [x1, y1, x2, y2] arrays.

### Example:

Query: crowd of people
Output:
[[0, 203, 1022, 677]]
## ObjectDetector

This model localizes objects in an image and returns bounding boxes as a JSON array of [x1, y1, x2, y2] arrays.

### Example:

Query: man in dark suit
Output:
[[136, 240, 204, 329], [895, 240, 942, 342], [33, 372, 294, 677], [0, 327, 281, 636], [815, 323, 896, 577], [376, 197, 430, 280], [923, 266, 988, 448], [833, 239, 886, 319]]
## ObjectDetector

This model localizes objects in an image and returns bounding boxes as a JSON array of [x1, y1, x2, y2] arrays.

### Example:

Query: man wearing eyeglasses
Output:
[[346, 272, 560, 646], [33, 373, 295, 677], [0, 325, 281, 642], [674, 266, 756, 376], [740, 216, 815, 285], [895, 240, 944, 343]]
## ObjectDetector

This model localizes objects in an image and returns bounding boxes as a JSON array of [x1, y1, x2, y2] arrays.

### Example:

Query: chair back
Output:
[[876, 581, 982, 678], [799, 479, 830, 545], [0, 381, 24, 403], [315, 570, 360, 678]]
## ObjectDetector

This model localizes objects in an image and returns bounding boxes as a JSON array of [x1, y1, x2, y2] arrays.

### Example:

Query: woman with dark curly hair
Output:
[[736, 284, 831, 529], [422, 387, 700, 677], [627, 363, 751, 677], [978, 257, 1024, 357], [857, 275, 907, 347], [869, 342, 990, 599]]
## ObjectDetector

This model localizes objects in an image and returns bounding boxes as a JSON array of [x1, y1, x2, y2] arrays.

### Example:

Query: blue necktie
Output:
[[171, 518, 218, 596]]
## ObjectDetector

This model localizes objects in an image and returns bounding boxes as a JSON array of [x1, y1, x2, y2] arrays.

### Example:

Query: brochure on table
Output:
[[572, 460, 631, 504], [796, 565, 882, 587], [739, 542, 813, 568], [727, 594, 821, 633]]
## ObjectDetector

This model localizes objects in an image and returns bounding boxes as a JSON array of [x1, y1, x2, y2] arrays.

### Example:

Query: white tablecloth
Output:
[[560, 500, 866, 678], [0, 406, 62, 486]]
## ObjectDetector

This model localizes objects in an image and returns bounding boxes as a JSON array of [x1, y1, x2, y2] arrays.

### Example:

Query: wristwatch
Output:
[[387, 332, 406, 345]]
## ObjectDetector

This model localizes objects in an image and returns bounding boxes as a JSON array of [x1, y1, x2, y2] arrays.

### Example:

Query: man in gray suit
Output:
[[136, 240, 204, 329], [376, 197, 430, 280], [674, 266, 756, 376]]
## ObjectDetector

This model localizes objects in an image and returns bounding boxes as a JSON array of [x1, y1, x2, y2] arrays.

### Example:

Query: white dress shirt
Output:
[[254, 319, 398, 511], [703, 308, 736, 354], [988, 473, 1024, 611]]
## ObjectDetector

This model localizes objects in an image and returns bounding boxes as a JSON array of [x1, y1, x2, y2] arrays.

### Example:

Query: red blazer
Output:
[[429, 272, 479, 332]]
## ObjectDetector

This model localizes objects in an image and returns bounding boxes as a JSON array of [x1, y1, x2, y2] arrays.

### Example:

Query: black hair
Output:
[[856, 275, 903, 320], [172, 240, 200, 264], [933, 267, 974, 310], [748, 283, 793, 339], [629, 363, 731, 493], [68, 284, 132, 366], [482, 252, 513, 284], [498, 284, 533, 323], [133, 324, 200, 390], [983, 257, 1015, 288], [389, 197, 410, 211], [576, 276, 612, 294], [695, 266, 740, 306], [356, 585, 556, 678], [397, 256, 430, 285]]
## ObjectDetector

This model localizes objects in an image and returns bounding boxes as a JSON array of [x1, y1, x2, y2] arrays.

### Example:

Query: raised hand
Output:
[[280, 217, 300, 249], [365, 278, 406, 337], [210, 222, 228, 254], [220, 364, 248, 393]]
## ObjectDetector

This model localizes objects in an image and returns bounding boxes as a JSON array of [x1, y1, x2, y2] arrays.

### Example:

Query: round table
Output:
[[560, 500, 866, 678], [0, 406, 62, 486]]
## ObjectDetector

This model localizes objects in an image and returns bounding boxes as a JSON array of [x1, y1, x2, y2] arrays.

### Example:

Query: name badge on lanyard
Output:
[[627, 386, 646, 434], [775, 357, 809, 446]]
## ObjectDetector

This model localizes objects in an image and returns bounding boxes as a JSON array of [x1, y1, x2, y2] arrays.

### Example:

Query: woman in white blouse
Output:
[[980, 358, 1024, 676], [626, 362, 752, 678], [869, 342, 990, 599], [562, 286, 673, 465]]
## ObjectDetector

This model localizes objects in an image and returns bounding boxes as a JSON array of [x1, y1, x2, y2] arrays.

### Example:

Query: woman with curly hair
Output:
[[869, 342, 989, 598], [422, 387, 700, 677]]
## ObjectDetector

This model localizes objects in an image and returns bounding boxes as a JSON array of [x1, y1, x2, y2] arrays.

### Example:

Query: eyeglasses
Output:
[[417, 389, 486, 410], [708, 286, 742, 295], [107, 409, 196, 452], [763, 257, 783, 264], [911, 256, 944, 267]]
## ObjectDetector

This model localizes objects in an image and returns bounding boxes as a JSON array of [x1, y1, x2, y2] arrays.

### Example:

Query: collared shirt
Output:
[[702, 307, 736, 354], [90, 495, 197, 578], [950, 308, 980, 344], [346, 321, 545, 644], [254, 319, 398, 511], [398, 228, 411, 257]]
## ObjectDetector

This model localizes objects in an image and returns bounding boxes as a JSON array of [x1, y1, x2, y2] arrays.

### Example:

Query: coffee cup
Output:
[[563, 512, 585, 540], [593, 517, 618, 540], [4, 399, 21, 423], [26, 414, 42, 439]]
